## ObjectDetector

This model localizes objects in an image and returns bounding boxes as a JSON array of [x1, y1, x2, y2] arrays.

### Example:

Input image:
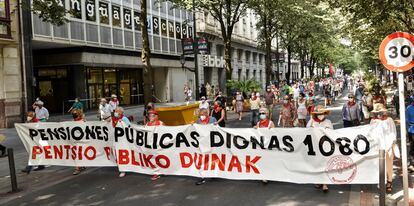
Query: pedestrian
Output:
[[278, 95, 296, 128], [98, 98, 112, 122], [342, 94, 360, 128], [111, 107, 131, 178], [214, 91, 226, 108], [324, 84, 332, 106], [249, 93, 261, 127], [307, 105, 333, 193], [71, 109, 86, 175], [143, 102, 155, 125], [33, 101, 49, 122], [145, 110, 164, 180], [362, 89, 373, 123], [184, 84, 189, 101], [235, 91, 244, 120], [297, 93, 308, 127], [68, 97, 83, 113], [293, 84, 300, 104], [21, 111, 45, 174], [370, 103, 398, 193], [187, 88, 193, 101], [264, 86, 275, 121], [194, 108, 217, 185], [211, 101, 225, 127], [109, 94, 119, 112], [199, 96, 209, 110], [355, 83, 365, 121], [392, 90, 399, 115], [200, 84, 207, 98], [406, 99, 414, 172]]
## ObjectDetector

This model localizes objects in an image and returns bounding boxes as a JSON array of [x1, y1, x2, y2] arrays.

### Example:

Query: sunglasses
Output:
[[259, 113, 266, 115], [348, 96, 354, 98]]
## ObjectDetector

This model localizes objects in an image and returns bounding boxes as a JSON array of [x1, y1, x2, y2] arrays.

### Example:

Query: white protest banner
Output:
[[15, 122, 117, 167], [16, 122, 379, 184]]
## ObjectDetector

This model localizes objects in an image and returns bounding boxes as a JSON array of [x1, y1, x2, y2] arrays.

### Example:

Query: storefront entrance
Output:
[[36, 68, 70, 113]]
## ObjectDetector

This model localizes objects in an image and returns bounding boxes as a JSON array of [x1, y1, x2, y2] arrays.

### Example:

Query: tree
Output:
[[140, 0, 154, 103], [30, 0, 69, 26], [171, 0, 249, 83]]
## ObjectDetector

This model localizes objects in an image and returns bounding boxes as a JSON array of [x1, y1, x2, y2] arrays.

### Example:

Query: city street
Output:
[[0, 91, 392, 206]]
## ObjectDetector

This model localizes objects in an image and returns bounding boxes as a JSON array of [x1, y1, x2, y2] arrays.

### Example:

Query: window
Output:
[[0, 0, 10, 38], [238, 49, 242, 61], [216, 45, 223, 57], [245, 51, 250, 63], [253, 53, 257, 63]]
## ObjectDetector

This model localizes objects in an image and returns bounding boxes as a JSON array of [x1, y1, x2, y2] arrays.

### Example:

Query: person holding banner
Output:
[[370, 103, 397, 193], [195, 108, 217, 185], [112, 107, 131, 178], [342, 94, 360, 128], [71, 109, 87, 175], [212, 101, 225, 127], [143, 102, 155, 125], [254, 107, 275, 129], [307, 105, 333, 193], [21, 111, 45, 174]]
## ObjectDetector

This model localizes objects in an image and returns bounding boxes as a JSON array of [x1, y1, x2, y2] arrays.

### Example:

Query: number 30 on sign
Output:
[[379, 32, 414, 72]]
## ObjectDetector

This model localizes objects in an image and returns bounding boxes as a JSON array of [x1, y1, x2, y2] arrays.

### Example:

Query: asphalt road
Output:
[[0, 90, 381, 206]]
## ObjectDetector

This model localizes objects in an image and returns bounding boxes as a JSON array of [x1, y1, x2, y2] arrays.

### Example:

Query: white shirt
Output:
[[99, 103, 112, 120], [370, 117, 396, 151], [199, 101, 210, 110], [109, 100, 119, 111], [293, 88, 300, 99], [306, 118, 333, 129], [35, 107, 49, 120]]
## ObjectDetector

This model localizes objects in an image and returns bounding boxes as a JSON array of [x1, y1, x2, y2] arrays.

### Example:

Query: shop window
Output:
[[0, 0, 11, 38]]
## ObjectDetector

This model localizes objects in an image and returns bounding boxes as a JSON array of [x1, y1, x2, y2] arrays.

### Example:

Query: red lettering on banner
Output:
[[155, 155, 170, 168], [53, 145, 63, 159], [71, 146, 77, 160], [64, 145, 71, 159], [246, 156, 261, 174], [180, 152, 193, 168], [228, 155, 242, 173], [132, 150, 141, 166], [32, 146, 42, 159], [211, 154, 226, 171], [143, 154, 156, 168], [118, 149, 129, 164], [44, 146, 52, 159], [104, 147, 111, 160], [84, 146, 96, 160], [194, 153, 202, 169], [203, 153, 209, 170], [78, 146, 83, 160]]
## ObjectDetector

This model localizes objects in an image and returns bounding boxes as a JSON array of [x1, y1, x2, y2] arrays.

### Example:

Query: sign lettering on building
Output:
[[168, 21, 174, 38], [182, 24, 187, 38], [188, 26, 193, 38], [161, 19, 168, 37], [147, 16, 152, 32], [197, 37, 208, 53], [134, 11, 141, 31], [99, 2, 109, 24], [85, 0, 96, 21], [182, 38, 194, 55], [175, 22, 181, 39], [153, 16, 159, 34], [124, 8, 132, 29], [112, 5, 121, 27], [70, 0, 82, 19]]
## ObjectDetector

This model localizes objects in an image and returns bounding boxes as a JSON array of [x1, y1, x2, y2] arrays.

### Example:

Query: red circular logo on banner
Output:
[[379, 32, 414, 72]]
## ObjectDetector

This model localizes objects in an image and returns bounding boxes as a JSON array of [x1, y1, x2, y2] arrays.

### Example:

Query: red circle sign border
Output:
[[379, 32, 414, 72]]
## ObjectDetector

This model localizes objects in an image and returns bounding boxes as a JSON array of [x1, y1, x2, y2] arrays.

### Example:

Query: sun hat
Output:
[[371, 103, 387, 113], [311, 105, 330, 115]]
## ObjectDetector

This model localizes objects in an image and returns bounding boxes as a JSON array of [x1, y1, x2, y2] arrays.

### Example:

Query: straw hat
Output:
[[311, 105, 330, 115], [371, 103, 387, 113]]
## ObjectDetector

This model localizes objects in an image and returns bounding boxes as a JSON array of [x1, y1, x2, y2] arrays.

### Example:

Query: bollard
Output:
[[7, 148, 18, 192], [379, 149, 385, 206]]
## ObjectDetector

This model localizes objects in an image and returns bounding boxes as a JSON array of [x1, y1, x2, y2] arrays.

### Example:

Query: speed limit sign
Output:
[[379, 32, 414, 72]]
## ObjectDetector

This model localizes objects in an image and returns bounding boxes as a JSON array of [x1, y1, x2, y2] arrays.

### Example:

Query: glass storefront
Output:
[[36, 67, 70, 113]]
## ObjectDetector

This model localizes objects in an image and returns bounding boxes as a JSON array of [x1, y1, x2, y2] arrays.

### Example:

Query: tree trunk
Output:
[[276, 34, 279, 82], [224, 39, 232, 81], [140, 0, 153, 103], [286, 45, 291, 83], [265, 34, 272, 85], [300, 55, 305, 79]]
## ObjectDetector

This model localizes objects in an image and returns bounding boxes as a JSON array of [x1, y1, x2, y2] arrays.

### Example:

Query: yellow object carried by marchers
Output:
[[156, 103, 199, 126], [0, 134, 6, 143]]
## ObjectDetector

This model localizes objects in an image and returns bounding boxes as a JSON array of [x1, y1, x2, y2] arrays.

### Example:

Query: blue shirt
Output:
[[406, 105, 414, 133], [196, 116, 217, 124]]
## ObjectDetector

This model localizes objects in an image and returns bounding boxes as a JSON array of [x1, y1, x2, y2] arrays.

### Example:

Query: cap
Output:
[[149, 110, 159, 115]]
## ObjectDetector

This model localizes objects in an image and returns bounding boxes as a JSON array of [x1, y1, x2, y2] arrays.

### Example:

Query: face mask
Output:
[[318, 115, 325, 120], [260, 114, 267, 120], [200, 115, 206, 120], [267, 89, 271, 92], [27, 117, 32, 122], [114, 112, 119, 118], [283, 100, 288, 104], [75, 100, 79, 103]]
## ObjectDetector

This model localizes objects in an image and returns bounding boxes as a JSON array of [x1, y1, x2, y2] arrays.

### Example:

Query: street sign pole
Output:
[[399, 72, 410, 206], [379, 149, 386, 206]]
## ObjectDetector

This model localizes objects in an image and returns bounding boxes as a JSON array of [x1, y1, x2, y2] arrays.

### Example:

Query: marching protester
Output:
[[249, 92, 261, 126], [406, 99, 414, 172], [98, 98, 112, 122], [212, 101, 226, 127], [307, 105, 333, 193], [254, 107, 275, 129], [68, 97, 83, 113], [109, 94, 119, 113], [194, 108, 217, 185], [143, 102, 155, 125], [200, 84, 207, 98], [214, 91, 226, 108], [235, 91, 244, 120], [111, 107, 131, 178], [145, 110, 164, 180], [355, 83, 365, 121], [199, 96, 210, 110], [264, 86, 275, 121], [33, 100, 49, 122], [297, 93, 308, 127], [342, 94, 360, 128], [21, 111, 45, 174], [278, 95, 296, 128], [71, 109, 86, 175], [370, 103, 397, 193]]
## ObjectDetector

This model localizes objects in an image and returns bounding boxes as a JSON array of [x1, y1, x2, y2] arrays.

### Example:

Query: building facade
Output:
[[0, 0, 23, 128], [29, 0, 195, 113]]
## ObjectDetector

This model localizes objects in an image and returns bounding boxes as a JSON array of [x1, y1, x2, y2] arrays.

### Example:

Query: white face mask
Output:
[[200, 115, 206, 121], [259, 114, 267, 120], [27, 117, 32, 122], [114, 112, 119, 118], [283, 100, 288, 104]]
